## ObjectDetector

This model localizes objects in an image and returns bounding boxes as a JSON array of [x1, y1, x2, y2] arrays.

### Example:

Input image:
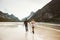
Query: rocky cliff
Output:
[[28, 0, 60, 23], [0, 11, 20, 22]]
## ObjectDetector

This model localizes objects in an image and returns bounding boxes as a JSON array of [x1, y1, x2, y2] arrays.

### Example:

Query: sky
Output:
[[0, 0, 51, 20]]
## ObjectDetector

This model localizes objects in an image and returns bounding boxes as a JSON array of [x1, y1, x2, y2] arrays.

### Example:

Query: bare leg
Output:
[[32, 26, 34, 34]]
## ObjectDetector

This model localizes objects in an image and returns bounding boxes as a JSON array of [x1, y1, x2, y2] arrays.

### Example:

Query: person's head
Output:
[[25, 18, 27, 21], [32, 19, 34, 21], [24, 18, 27, 21], [26, 18, 27, 20]]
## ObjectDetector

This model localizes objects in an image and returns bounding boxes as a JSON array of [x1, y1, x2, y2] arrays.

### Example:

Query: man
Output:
[[24, 18, 28, 32]]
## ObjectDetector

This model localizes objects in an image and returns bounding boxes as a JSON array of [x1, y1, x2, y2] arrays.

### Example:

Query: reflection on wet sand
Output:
[[25, 32, 28, 40], [32, 34, 34, 40], [0, 22, 60, 40], [25, 32, 34, 40]]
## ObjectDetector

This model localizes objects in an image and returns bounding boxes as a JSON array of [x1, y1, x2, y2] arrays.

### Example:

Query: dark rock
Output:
[[27, 0, 60, 24], [0, 11, 20, 22]]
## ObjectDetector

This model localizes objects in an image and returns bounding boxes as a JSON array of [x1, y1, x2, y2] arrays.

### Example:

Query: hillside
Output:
[[0, 11, 20, 22], [27, 0, 60, 23]]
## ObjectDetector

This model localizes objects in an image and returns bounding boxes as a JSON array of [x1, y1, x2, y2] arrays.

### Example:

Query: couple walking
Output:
[[24, 18, 35, 34]]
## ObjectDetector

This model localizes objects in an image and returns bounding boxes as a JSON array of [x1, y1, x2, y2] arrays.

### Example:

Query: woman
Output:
[[31, 19, 35, 34]]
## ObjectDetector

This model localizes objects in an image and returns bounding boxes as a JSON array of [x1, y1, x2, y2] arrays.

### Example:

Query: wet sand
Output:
[[0, 22, 60, 40]]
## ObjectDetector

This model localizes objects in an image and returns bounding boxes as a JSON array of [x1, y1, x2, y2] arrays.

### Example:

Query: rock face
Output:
[[0, 11, 20, 22], [28, 0, 60, 23]]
